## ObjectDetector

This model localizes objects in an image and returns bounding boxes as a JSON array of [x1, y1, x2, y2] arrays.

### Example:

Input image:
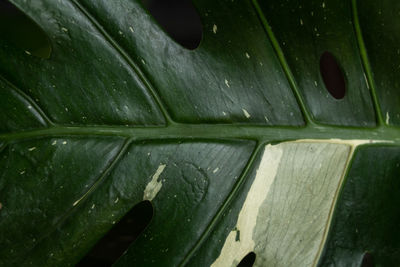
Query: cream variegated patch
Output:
[[211, 141, 355, 267], [211, 144, 282, 267]]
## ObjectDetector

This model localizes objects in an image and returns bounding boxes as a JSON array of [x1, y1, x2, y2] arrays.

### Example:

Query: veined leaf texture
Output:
[[0, 0, 399, 266]]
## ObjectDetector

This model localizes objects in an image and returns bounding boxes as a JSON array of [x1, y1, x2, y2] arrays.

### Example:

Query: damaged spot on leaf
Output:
[[141, 0, 202, 49], [0, 0, 51, 58], [320, 51, 346, 99], [77, 200, 153, 266], [237, 252, 256, 267]]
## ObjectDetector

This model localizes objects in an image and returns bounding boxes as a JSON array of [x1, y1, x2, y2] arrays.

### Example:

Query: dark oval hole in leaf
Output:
[[361, 252, 374, 267], [319, 51, 346, 99], [77, 200, 154, 266], [0, 0, 51, 59], [237, 252, 256, 267], [141, 0, 202, 50]]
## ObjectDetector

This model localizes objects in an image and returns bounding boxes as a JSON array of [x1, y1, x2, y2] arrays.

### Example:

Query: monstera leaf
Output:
[[0, 0, 399, 266]]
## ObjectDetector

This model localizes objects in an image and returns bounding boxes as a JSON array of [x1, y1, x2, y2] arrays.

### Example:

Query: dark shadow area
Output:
[[141, 0, 202, 49], [0, 0, 51, 58], [361, 252, 374, 267], [319, 51, 346, 99], [77, 200, 154, 267], [237, 252, 256, 267]]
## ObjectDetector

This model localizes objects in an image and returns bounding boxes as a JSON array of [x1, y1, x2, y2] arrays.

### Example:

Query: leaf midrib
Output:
[[1, 124, 400, 144]]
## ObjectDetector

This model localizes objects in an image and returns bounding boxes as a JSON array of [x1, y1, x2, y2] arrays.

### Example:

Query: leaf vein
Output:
[[69, 0, 174, 124], [0, 73, 53, 126], [179, 141, 261, 266], [351, 0, 385, 126], [21, 137, 132, 263], [250, 0, 314, 125]]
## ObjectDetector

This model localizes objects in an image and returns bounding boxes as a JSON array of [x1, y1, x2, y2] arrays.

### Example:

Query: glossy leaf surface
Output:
[[0, 0, 399, 266]]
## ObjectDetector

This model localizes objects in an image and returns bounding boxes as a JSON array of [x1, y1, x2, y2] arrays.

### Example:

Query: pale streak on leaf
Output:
[[294, 138, 393, 146], [211, 144, 283, 267], [143, 164, 166, 201], [242, 109, 251, 118]]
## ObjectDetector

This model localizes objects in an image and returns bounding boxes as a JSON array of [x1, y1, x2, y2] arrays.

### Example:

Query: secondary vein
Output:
[[351, 0, 385, 126], [0, 74, 53, 126], [69, 0, 174, 125], [179, 141, 262, 266], [21, 137, 132, 263], [250, 0, 315, 125]]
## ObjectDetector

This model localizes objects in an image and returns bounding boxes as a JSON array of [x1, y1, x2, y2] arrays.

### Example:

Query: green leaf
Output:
[[0, 0, 399, 266]]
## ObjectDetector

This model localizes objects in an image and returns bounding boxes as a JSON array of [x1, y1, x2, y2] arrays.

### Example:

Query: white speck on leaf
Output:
[[245, 52, 250, 59], [213, 167, 219, 173], [242, 109, 251, 118], [213, 24, 218, 34], [386, 112, 390, 124], [224, 79, 230, 88], [28, 147, 36, 152], [61, 27, 68, 32], [363, 73, 369, 89]]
